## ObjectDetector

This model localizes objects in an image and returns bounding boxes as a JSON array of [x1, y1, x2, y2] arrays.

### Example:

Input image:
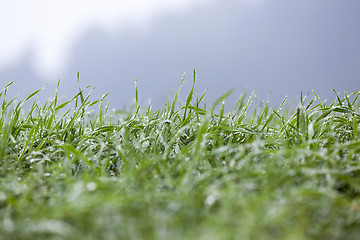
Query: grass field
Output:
[[1, 72, 360, 239]]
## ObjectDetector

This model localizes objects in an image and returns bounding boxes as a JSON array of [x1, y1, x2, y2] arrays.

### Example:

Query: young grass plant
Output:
[[1, 73, 360, 239]]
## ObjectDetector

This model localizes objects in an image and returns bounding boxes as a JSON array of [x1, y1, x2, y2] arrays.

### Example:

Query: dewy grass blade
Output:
[[77, 71, 84, 104], [344, 89, 353, 109], [54, 79, 61, 109], [313, 90, 325, 113], [350, 90, 360, 106], [55, 100, 73, 112], [169, 74, 185, 119], [235, 90, 255, 125], [183, 69, 196, 122], [213, 89, 234, 109], [24, 84, 47, 102], [333, 89, 343, 106], [135, 78, 139, 107]]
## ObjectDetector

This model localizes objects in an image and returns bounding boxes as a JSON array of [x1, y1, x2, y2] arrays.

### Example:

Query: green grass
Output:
[[1, 72, 360, 239]]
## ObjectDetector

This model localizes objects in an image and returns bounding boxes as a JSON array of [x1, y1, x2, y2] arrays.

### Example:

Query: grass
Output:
[[1, 71, 360, 239]]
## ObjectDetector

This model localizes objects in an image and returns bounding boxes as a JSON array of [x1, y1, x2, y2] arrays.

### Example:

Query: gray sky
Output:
[[1, 0, 360, 109]]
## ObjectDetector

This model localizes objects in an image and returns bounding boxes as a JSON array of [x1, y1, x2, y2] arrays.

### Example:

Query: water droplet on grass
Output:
[[205, 195, 216, 206], [0, 192, 6, 201], [3, 218, 14, 232], [86, 182, 97, 191]]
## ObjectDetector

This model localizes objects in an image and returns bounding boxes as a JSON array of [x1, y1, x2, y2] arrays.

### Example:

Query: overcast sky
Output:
[[1, 0, 360, 109]]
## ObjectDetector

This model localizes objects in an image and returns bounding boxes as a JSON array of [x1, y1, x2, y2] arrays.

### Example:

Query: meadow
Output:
[[1, 72, 360, 239]]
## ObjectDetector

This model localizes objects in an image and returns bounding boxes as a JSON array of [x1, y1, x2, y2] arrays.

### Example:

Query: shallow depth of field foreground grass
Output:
[[1, 73, 360, 239]]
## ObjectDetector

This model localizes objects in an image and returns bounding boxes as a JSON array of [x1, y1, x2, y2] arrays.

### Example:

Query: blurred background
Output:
[[1, 0, 360, 110]]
